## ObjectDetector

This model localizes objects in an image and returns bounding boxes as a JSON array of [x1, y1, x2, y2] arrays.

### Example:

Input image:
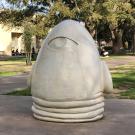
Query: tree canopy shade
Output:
[[1, 0, 135, 54]]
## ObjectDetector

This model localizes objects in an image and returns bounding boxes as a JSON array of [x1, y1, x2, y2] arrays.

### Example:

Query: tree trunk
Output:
[[36, 36, 41, 52], [26, 52, 32, 65], [132, 32, 135, 55], [112, 29, 123, 54]]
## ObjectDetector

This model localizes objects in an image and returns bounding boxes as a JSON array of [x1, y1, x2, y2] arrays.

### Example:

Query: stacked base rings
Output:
[[32, 93, 104, 122]]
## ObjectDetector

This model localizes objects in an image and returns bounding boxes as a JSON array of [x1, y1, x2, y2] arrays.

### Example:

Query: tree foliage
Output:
[[0, 0, 135, 54]]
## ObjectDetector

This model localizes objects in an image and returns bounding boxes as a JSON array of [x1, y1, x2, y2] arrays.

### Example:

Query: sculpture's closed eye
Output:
[[48, 37, 78, 49]]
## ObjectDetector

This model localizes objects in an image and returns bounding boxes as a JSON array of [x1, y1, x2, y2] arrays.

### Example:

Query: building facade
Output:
[[0, 24, 25, 55]]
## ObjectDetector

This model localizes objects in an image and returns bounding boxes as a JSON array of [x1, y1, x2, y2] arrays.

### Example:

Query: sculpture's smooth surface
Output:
[[30, 20, 113, 122]]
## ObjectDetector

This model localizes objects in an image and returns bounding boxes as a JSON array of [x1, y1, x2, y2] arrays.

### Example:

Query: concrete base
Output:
[[0, 96, 135, 135]]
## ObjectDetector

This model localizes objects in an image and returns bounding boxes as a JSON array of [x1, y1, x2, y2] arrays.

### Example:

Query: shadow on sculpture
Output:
[[30, 20, 113, 122]]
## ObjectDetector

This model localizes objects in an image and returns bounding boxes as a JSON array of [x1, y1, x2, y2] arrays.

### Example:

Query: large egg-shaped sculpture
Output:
[[30, 20, 113, 122]]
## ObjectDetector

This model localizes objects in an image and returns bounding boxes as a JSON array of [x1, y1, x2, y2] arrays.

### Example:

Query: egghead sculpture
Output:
[[30, 20, 113, 122]]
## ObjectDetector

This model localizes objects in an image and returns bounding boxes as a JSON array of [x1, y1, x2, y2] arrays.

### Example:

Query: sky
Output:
[[0, 0, 11, 8]]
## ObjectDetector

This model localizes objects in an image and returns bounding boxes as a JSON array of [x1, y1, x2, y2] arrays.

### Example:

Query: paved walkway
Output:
[[104, 56, 135, 68], [0, 73, 29, 94], [0, 96, 135, 135]]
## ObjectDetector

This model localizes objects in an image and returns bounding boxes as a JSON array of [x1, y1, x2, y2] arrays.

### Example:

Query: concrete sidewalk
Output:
[[0, 96, 135, 135], [0, 73, 29, 94]]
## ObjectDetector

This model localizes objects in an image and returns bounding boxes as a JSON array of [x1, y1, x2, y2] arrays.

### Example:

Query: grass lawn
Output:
[[0, 56, 32, 76], [0, 71, 20, 77], [120, 88, 135, 99], [103, 56, 135, 99], [111, 65, 135, 99], [112, 66, 135, 89], [6, 88, 31, 96]]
